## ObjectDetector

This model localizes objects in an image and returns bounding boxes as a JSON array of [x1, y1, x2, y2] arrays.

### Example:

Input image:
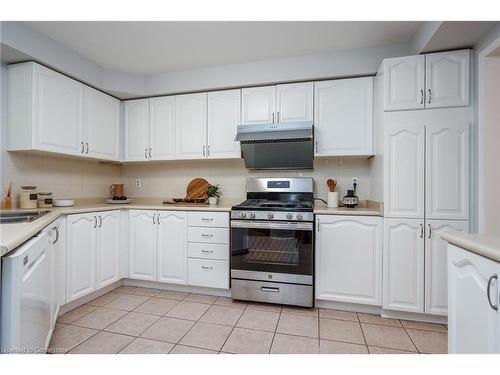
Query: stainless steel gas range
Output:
[[230, 177, 314, 307]]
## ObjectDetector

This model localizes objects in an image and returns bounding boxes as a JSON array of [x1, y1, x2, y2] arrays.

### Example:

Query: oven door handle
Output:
[[230, 220, 313, 231]]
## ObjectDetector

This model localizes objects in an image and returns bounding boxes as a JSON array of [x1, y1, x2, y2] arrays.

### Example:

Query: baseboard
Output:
[[315, 299, 382, 314], [59, 280, 123, 315], [381, 309, 447, 324], [123, 278, 231, 297]]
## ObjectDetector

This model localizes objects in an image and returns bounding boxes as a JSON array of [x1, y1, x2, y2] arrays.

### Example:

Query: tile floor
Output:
[[49, 286, 448, 354]]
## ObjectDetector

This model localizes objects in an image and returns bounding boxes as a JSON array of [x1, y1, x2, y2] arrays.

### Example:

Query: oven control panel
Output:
[[231, 210, 313, 222]]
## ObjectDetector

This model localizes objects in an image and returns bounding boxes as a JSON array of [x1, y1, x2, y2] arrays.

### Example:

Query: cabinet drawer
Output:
[[188, 212, 229, 228], [188, 258, 229, 289], [188, 242, 229, 261], [188, 227, 229, 244]]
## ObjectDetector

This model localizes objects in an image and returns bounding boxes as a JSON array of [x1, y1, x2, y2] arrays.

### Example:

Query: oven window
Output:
[[231, 226, 313, 275]]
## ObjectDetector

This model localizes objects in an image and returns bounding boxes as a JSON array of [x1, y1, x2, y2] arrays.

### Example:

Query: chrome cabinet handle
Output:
[[419, 224, 423, 238], [427, 89, 432, 104], [277, 111, 280, 123], [207, 145, 210, 157], [202, 145, 206, 157], [85, 142, 89, 154], [81, 141, 85, 153], [99, 216, 102, 228], [272, 112, 275, 123], [52, 226, 59, 244], [201, 249, 213, 254], [315, 141, 318, 153], [145, 147, 148, 159], [93, 216, 97, 228], [153, 214, 156, 225], [201, 265, 213, 271], [157, 215, 160, 225], [427, 224, 431, 239], [201, 234, 213, 238], [149, 147, 152, 159], [420, 89, 424, 104], [487, 274, 498, 311], [201, 218, 213, 222]]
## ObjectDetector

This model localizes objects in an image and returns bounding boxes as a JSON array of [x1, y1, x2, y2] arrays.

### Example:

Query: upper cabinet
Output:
[[124, 99, 150, 161], [175, 93, 208, 160], [150, 96, 176, 160], [241, 82, 313, 125], [314, 77, 373, 156], [383, 50, 470, 111], [7, 62, 120, 161]]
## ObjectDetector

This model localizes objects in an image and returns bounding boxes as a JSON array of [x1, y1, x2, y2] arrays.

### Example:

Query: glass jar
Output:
[[38, 192, 53, 208]]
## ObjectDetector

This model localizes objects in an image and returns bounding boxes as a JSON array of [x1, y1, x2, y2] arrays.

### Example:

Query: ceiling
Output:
[[26, 21, 422, 75]]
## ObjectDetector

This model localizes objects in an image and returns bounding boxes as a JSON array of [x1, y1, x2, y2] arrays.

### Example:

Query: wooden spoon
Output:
[[327, 179, 336, 192]]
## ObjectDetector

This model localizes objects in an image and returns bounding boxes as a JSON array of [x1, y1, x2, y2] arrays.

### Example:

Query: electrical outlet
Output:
[[352, 177, 358, 185], [135, 179, 142, 188]]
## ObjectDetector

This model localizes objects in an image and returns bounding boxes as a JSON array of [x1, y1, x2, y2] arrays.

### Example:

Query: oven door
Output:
[[230, 220, 313, 284]]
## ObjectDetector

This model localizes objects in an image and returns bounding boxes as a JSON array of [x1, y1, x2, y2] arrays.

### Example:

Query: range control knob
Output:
[[286, 213, 293, 220], [240, 212, 247, 219], [296, 213, 304, 221], [267, 212, 275, 219], [249, 212, 256, 219]]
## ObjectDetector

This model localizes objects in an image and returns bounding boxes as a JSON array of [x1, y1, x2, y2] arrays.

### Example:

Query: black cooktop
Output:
[[233, 199, 313, 212]]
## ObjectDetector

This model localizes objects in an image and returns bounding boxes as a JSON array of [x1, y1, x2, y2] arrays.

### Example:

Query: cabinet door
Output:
[[426, 119, 469, 220], [384, 55, 425, 111], [383, 218, 424, 313], [84, 87, 120, 160], [124, 99, 150, 161], [175, 93, 207, 159], [314, 77, 373, 156], [316, 215, 382, 306], [241, 86, 276, 125], [52, 219, 66, 309], [128, 210, 157, 280], [34, 64, 84, 155], [448, 244, 500, 353], [157, 211, 187, 285], [425, 50, 470, 109], [207, 89, 241, 159], [384, 123, 425, 218], [276, 82, 313, 123], [150, 96, 176, 160], [96, 211, 120, 289], [66, 213, 96, 302], [425, 220, 468, 316]]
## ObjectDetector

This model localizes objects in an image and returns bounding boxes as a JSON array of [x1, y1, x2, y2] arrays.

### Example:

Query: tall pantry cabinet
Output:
[[380, 49, 471, 317]]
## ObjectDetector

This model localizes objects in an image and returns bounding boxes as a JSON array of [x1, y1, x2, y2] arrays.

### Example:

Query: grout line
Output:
[[356, 312, 369, 351], [401, 324, 420, 354]]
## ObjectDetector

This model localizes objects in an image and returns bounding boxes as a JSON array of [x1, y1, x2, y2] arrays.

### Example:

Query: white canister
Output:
[[327, 192, 339, 208], [20, 186, 38, 209]]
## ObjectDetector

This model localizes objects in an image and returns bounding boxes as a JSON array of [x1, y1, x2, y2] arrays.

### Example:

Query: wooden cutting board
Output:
[[185, 178, 209, 200]]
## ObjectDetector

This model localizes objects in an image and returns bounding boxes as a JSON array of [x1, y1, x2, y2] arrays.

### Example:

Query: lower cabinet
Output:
[[66, 211, 119, 302], [188, 258, 229, 289], [158, 211, 188, 285], [129, 210, 158, 281], [315, 215, 382, 306]]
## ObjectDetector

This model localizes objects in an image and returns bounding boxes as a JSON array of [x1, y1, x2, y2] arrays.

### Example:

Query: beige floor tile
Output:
[[128, 287, 162, 297], [199, 305, 244, 326], [320, 318, 365, 345], [406, 329, 447, 353], [86, 292, 120, 307], [165, 300, 211, 321], [215, 297, 248, 308], [141, 317, 195, 344], [369, 346, 419, 354], [320, 339, 369, 354], [184, 293, 218, 304], [69, 331, 134, 354], [48, 325, 98, 354], [105, 312, 160, 336], [54, 322, 67, 331], [270, 333, 319, 354], [358, 313, 402, 327], [179, 322, 232, 351], [277, 313, 319, 338], [169, 345, 218, 354], [104, 294, 150, 311], [57, 304, 98, 324], [401, 320, 447, 333], [120, 338, 174, 354], [236, 308, 280, 332], [114, 286, 138, 294], [361, 323, 417, 352], [246, 301, 282, 313], [71, 307, 128, 330], [319, 309, 358, 322], [134, 297, 179, 316], [155, 290, 189, 300], [222, 327, 274, 354], [282, 306, 318, 317]]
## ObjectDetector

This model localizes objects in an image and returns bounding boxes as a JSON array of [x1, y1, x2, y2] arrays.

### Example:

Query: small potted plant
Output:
[[207, 184, 221, 205]]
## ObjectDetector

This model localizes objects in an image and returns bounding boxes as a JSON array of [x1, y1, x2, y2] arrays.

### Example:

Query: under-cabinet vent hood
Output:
[[235, 122, 314, 170]]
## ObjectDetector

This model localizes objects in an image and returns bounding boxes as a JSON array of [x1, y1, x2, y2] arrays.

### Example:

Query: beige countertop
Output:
[[313, 200, 382, 216], [441, 232, 500, 263]]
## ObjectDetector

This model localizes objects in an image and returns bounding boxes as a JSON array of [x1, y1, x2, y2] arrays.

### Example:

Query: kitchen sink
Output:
[[0, 210, 50, 224]]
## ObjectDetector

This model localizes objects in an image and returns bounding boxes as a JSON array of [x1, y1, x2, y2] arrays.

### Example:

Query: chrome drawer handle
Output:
[[201, 234, 213, 238], [487, 274, 498, 311], [201, 249, 213, 254], [201, 218, 213, 222], [261, 287, 279, 293], [201, 266, 213, 271]]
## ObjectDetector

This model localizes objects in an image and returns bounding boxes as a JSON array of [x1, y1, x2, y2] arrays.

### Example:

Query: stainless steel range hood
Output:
[[235, 122, 314, 169]]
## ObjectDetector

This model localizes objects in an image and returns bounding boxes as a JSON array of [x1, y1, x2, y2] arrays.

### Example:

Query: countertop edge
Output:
[[441, 232, 500, 263]]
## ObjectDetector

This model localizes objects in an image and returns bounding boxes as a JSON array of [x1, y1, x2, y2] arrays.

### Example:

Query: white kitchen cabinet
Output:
[[128, 210, 157, 281], [384, 122, 425, 219], [384, 55, 425, 111], [425, 220, 468, 316], [383, 218, 425, 313], [314, 77, 373, 156], [276, 82, 313, 123], [207, 89, 241, 159], [315, 215, 382, 306], [150, 96, 176, 160], [95, 211, 120, 289], [157, 211, 188, 285], [448, 244, 500, 353], [425, 50, 470, 109], [66, 213, 96, 302], [241, 86, 276, 125], [175, 93, 208, 160], [426, 119, 469, 220], [84, 87, 120, 160], [124, 99, 150, 161], [188, 258, 229, 289]]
